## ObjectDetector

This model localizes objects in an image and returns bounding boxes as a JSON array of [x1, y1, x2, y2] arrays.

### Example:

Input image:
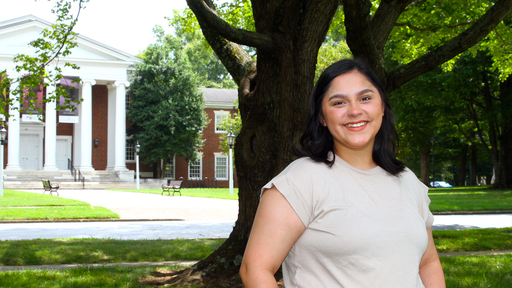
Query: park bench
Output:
[[162, 179, 183, 196], [42, 180, 60, 196]]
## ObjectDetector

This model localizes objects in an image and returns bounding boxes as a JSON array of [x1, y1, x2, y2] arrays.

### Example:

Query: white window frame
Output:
[[188, 155, 203, 180], [126, 137, 135, 163], [214, 152, 228, 180], [125, 93, 131, 112], [164, 156, 176, 180], [214, 110, 230, 133]]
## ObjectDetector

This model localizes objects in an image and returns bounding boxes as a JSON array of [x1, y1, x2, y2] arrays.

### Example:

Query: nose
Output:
[[347, 102, 362, 117]]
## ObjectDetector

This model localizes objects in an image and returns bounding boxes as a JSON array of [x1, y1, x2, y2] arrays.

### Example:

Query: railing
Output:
[[183, 177, 218, 188], [68, 159, 85, 189]]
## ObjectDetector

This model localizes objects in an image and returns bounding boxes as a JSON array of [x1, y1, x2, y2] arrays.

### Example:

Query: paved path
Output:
[[1, 189, 510, 241], [18, 189, 239, 222]]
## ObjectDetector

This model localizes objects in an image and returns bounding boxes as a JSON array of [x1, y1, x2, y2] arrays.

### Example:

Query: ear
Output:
[[382, 104, 385, 115], [319, 114, 326, 126]]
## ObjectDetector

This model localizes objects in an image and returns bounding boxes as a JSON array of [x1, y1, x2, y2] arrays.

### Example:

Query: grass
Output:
[[0, 229, 508, 267], [433, 228, 512, 253], [0, 265, 185, 288], [0, 230, 510, 287], [441, 254, 512, 287], [0, 238, 224, 266], [0, 190, 119, 220], [428, 187, 512, 212], [0, 256, 510, 288], [109, 188, 239, 200]]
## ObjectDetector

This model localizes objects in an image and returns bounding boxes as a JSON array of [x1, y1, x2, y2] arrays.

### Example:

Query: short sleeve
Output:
[[261, 158, 317, 227], [419, 183, 435, 228]]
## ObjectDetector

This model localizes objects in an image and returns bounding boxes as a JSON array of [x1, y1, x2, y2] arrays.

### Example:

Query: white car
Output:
[[430, 181, 453, 188]]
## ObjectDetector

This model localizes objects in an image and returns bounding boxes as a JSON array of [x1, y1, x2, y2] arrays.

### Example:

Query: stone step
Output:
[[4, 181, 162, 190]]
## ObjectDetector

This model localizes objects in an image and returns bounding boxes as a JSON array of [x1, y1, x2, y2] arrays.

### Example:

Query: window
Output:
[[126, 94, 131, 110], [215, 153, 228, 180], [188, 156, 202, 180], [126, 139, 135, 161], [214, 110, 230, 133], [164, 157, 175, 179]]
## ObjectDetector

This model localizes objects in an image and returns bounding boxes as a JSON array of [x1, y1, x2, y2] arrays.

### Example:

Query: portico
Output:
[[0, 15, 139, 178]]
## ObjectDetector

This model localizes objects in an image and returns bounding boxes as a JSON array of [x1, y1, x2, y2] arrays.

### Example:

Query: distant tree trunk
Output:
[[459, 144, 468, 186], [421, 150, 431, 186], [500, 76, 512, 188], [471, 144, 478, 186]]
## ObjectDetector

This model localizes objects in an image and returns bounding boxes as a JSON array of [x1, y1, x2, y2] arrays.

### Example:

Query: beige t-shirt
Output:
[[262, 156, 434, 288]]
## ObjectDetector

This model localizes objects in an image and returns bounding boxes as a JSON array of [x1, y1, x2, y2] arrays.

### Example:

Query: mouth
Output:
[[344, 121, 368, 128]]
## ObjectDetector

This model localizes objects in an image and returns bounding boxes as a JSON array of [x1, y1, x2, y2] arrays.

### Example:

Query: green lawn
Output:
[[109, 188, 239, 200], [0, 190, 119, 220], [0, 238, 224, 266], [429, 187, 512, 212]]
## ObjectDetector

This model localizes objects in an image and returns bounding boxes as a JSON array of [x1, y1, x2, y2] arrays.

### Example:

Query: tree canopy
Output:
[[0, 0, 88, 118], [128, 32, 207, 177]]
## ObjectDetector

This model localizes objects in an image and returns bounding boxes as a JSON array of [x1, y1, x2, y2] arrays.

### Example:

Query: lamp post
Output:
[[227, 130, 235, 195], [135, 141, 140, 190], [0, 126, 7, 197]]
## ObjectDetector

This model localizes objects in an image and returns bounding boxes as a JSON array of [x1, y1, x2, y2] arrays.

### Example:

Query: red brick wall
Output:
[[91, 85, 108, 170]]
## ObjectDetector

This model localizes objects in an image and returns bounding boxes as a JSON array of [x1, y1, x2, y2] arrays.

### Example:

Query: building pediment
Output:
[[0, 15, 139, 64]]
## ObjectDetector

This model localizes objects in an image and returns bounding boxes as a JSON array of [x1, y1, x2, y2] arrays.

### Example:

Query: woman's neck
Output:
[[334, 146, 377, 170]]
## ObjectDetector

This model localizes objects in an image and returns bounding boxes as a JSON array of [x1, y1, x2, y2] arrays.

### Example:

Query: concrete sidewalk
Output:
[[18, 189, 239, 222]]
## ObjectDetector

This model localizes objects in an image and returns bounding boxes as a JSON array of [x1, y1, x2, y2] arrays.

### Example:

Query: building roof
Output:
[[202, 88, 237, 109], [0, 15, 140, 64]]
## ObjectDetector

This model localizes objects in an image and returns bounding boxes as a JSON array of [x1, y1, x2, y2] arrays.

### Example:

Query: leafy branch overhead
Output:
[[0, 0, 88, 118]]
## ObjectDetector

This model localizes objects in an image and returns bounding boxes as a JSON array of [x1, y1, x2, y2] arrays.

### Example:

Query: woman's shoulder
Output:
[[283, 157, 330, 174]]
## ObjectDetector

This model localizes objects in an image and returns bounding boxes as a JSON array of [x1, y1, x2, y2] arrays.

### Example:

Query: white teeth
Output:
[[345, 122, 367, 128]]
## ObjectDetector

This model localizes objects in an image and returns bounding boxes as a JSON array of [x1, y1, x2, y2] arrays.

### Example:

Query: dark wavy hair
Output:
[[295, 58, 405, 176]]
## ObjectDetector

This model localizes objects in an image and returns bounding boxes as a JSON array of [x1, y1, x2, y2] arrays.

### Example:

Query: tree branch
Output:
[[394, 21, 473, 33], [186, 0, 273, 50], [371, 0, 414, 51], [386, 0, 512, 92], [343, 0, 387, 81], [186, 0, 256, 85]]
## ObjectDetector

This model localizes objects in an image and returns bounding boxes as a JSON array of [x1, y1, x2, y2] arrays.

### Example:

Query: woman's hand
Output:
[[240, 186, 306, 287]]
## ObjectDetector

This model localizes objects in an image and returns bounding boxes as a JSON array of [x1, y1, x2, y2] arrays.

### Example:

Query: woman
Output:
[[240, 59, 445, 287]]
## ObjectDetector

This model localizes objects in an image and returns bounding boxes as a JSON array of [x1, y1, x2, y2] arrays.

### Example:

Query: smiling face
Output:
[[320, 70, 384, 158]]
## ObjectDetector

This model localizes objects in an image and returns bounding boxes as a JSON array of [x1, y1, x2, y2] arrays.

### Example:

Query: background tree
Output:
[[0, 0, 87, 117], [128, 33, 207, 178], [145, 0, 512, 286]]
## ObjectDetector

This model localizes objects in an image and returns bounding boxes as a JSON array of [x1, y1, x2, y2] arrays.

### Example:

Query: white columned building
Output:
[[113, 81, 129, 171], [78, 79, 96, 171], [6, 81, 21, 171], [0, 15, 140, 181], [43, 83, 58, 171]]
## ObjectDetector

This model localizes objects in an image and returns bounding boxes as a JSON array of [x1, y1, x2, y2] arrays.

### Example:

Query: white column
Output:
[[79, 79, 95, 171], [113, 81, 129, 171], [6, 81, 22, 171], [44, 83, 58, 170], [106, 84, 116, 170]]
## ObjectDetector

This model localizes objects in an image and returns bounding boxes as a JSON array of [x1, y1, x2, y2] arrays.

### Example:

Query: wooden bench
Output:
[[162, 179, 183, 196], [42, 180, 60, 196]]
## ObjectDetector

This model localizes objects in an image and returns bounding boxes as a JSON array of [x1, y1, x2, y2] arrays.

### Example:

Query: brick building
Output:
[[1, 15, 238, 188]]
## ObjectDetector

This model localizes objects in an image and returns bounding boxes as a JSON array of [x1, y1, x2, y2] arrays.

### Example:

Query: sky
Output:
[[1, 0, 189, 56]]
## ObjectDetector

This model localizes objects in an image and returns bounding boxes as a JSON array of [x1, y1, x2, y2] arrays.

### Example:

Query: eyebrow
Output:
[[327, 88, 375, 101]]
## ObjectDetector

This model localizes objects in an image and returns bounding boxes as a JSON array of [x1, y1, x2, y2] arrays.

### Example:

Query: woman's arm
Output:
[[240, 186, 306, 288], [419, 227, 446, 287]]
